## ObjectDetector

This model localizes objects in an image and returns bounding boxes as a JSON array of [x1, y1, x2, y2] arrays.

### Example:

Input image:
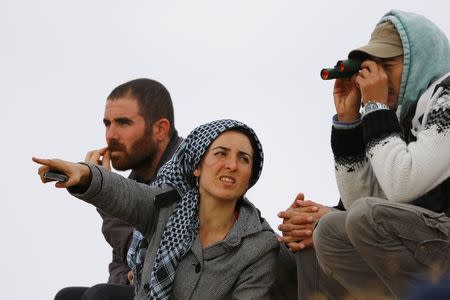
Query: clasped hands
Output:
[[277, 193, 331, 252]]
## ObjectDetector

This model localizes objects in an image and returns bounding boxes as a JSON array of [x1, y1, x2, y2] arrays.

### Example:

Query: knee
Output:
[[82, 284, 110, 300], [54, 287, 87, 300], [313, 211, 346, 257], [54, 288, 71, 300], [346, 198, 371, 231], [345, 197, 385, 245]]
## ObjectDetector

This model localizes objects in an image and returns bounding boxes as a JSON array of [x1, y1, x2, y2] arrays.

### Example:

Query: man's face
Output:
[[103, 97, 158, 171], [374, 55, 404, 110]]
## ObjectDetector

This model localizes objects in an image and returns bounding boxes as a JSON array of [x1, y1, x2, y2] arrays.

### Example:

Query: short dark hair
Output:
[[107, 78, 175, 135]]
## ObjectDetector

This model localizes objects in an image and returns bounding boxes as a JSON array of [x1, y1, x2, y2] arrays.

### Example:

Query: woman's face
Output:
[[195, 130, 254, 203]]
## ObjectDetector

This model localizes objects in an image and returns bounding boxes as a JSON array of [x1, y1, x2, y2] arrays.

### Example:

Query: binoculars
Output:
[[320, 58, 362, 80]]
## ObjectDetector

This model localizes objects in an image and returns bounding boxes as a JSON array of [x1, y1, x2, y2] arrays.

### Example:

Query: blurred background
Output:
[[2, 1, 449, 298]]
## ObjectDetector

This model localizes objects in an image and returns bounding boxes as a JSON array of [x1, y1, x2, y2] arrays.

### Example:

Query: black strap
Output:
[[155, 189, 180, 208], [432, 74, 450, 97]]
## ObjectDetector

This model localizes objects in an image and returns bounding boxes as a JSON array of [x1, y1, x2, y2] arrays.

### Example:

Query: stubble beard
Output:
[[111, 126, 159, 171]]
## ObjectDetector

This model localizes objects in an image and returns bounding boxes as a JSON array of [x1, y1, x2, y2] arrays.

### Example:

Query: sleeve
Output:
[[97, 209, 133, 284], [331, 121, 386, 208], [68, 163, 170, 236], [364, 88, 450, 203]]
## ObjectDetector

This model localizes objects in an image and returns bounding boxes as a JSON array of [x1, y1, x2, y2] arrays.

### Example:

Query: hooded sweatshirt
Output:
[[331, 10, 450, 215]]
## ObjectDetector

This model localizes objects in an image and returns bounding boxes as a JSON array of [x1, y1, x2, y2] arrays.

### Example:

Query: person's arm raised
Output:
[[33, 156, 91, 190]]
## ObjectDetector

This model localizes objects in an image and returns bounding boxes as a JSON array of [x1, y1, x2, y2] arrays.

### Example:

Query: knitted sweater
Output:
[[333, 73, 450, 212], [332, 10, 450, 214]]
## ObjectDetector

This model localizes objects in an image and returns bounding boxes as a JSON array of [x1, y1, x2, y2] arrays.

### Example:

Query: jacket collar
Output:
[[192, 198, 273, 261]]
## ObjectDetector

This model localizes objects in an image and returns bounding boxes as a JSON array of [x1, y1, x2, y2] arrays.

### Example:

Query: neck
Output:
[[198, 195, 238, 248], [132, 138, 170, 181]]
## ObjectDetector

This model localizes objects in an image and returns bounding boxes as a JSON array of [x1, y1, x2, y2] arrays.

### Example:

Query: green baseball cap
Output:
[[349, 21, 403, 59]]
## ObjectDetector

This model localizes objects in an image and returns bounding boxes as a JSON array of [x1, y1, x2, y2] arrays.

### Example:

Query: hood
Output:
[[381, 10, 450, 122]]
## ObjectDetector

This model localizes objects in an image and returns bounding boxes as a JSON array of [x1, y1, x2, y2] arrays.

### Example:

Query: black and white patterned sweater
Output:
[[332, 72, 450, 216]]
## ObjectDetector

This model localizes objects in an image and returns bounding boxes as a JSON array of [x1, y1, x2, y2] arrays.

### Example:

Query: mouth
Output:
[[109, 149, 121, 153], [219, 176, 235, 184], [108, 146, 125, 153]]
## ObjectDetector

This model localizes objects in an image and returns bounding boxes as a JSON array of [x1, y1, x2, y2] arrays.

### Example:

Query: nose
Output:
[[105, 124, 118, 143], [225, 156, 238, 170]]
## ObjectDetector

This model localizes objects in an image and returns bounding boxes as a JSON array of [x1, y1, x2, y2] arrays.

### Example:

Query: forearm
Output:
[[69, 163, 170, 234], [332, 123, 384, 207]]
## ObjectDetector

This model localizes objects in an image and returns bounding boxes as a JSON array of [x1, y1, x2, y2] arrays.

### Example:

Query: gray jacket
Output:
[[71, 163, 279, 300], [97, 132, 183, 284]]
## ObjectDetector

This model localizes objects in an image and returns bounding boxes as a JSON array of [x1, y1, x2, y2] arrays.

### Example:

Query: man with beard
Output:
[[55, 78, 183, 300]]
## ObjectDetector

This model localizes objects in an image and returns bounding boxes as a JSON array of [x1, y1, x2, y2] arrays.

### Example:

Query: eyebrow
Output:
[[103, 117, 133, 124], [370, 57, 397, 64], [212, 146, 253, 158]]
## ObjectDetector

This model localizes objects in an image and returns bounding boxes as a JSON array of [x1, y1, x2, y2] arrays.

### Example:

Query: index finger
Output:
[[32, 156, 71, 176], [360, 59, 380, 73], [102, 150, 111, 170], [84, 147, 108, 164], [278, 209, 298, 219], [32, 156, 55, 168], [290, 193, 305, 209], [33, 157, 65, 184]]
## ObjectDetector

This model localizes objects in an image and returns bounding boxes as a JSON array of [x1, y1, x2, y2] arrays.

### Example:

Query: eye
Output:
[[117, 119, 132, 126], [103, 120, 111, 127], [214, 151, 226, 157], [239, 155, 250, 164], [382, 61, 398, 69]]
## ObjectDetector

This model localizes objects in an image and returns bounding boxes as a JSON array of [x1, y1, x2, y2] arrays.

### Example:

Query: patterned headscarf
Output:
[[127, 119, 264, 299]]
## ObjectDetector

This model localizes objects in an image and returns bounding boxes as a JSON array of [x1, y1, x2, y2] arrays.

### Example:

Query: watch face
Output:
[[364, 102, 379, 115], [366, 102, 377, 109]]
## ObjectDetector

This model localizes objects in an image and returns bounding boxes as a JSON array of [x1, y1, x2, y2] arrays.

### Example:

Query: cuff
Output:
[[68, 162, 103, 202], [362, 109, 401, 147], [332, 114, 362, 129], [331, 122, 365, 157]]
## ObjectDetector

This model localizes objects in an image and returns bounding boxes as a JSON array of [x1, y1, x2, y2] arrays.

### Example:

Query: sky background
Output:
[[2, 1, 450, 299]]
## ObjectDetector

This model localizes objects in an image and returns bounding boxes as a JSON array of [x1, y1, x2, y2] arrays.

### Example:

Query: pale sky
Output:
[[2, 1, 450, 299]]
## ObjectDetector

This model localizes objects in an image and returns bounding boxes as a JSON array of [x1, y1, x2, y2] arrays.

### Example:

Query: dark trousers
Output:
[[54, 284, 134, 300]]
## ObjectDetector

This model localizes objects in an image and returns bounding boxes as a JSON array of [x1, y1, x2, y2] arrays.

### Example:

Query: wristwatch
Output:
[[363, 101, 390, 116]]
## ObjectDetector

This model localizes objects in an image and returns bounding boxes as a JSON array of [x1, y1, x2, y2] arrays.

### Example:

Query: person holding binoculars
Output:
[[316, 9, 450, 300], [280, 9, 450, 300]]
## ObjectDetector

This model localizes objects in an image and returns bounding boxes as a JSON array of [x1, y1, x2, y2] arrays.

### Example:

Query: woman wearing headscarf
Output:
[[33, 119, 279, 300]]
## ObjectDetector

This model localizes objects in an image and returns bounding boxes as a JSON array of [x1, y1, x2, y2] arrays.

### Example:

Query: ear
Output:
[[152, 118, 170, 141], [193, 169, 201, 177]]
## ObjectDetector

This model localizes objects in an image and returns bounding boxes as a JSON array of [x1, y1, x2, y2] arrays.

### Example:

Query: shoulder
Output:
[[424, 73, 450, 131], [236, 199, 279, 256], [411, 72, 450, 135]]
